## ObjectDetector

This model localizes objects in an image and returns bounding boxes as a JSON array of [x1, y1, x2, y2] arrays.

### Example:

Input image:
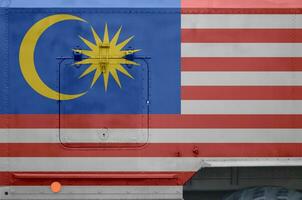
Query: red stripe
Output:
[[2, 114, 302, 128], [181, 0, 302, 8], [181, 58, 302, 71], [5, 114, 59, 128], [182, 8, 302, 14], [2, 143, 302, 157], [3, 114, 146, 128], [0, 172, 194, 186], [181, 86, 302, 100], [181, 29, 302, 43]]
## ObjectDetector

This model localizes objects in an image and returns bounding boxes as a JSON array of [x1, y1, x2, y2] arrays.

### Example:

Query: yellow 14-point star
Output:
[[73, 24, 140, 91]]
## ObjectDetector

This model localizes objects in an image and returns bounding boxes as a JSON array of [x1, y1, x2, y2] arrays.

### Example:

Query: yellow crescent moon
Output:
[[19, 14, 87, 100]]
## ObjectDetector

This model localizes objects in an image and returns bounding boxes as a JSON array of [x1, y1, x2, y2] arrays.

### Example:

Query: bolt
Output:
[[192, 146, 199, 156], [175, 152, 181, 157]]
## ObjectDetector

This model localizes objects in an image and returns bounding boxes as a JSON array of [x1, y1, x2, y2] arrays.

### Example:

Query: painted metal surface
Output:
[[1, 0, 302, 199], [0, 186, 183, 200]]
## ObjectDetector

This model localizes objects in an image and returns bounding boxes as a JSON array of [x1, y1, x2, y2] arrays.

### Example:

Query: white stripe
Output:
[[0, 157, 203, 172], [1, 129, 148, 143], [2, 129, 302, 143], [181, 100, 302, 114], [60, 128, 147, 143], [1, 158, 302, 172], [181, 72, 302, 86], [181, 14, 302, 29], [4, 186, 182, 200], [202, 158, 302, 167], [181, 43, 302, 57], [4, 129, 58, 143]]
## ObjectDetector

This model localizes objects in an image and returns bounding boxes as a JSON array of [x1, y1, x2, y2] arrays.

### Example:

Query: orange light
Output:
[[50, 181, 62, 193]]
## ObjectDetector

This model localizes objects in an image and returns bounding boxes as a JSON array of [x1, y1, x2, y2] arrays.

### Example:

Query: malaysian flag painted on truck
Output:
[[0, 0, 302, 199]]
